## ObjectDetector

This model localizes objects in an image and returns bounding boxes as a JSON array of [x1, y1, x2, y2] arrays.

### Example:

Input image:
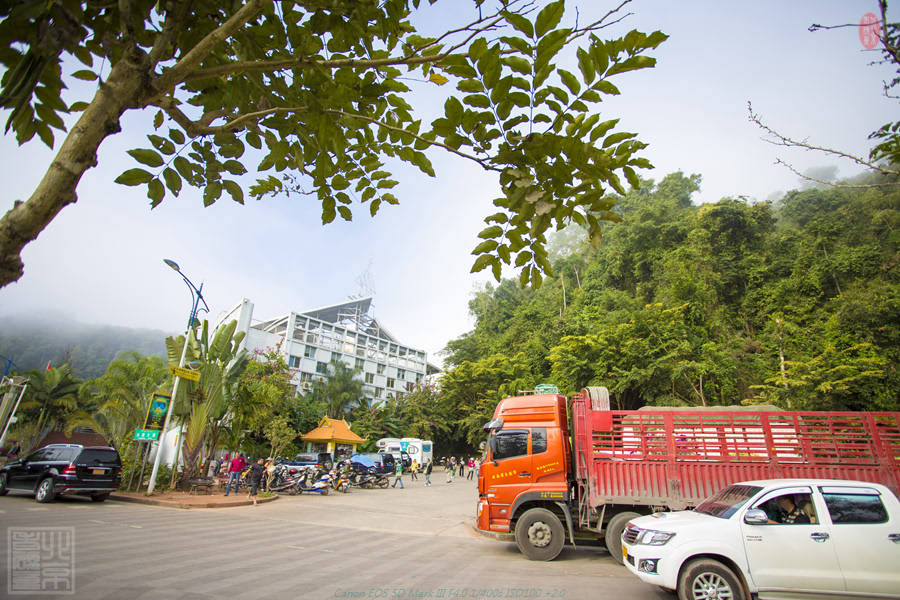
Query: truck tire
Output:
[[605, 511, 640, 565], [514, 507, 565, 561], [677, 559, 746, 600]]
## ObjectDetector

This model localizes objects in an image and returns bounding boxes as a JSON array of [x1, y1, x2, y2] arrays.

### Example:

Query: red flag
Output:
[[45, 361, 51, 371]]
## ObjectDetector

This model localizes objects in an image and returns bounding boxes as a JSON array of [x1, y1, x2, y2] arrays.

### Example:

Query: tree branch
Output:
[[149, 0, 195, 65], [148, 0, 270, 101], [748, 101, 900, 178]]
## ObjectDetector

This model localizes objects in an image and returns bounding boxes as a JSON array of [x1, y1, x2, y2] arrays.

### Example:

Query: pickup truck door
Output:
[[740, 486, 845, 594], [818, 485, 900, 595]]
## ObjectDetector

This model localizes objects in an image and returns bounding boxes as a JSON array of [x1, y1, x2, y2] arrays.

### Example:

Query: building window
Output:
[[377, 364, 385, 375], [300, 372, 312, 382], [288, 355, 301, 368], [398, 369, 405, 380], [355, 358, 364, 369], [405, 382, 414, 392], [365, 372, 374, 384], [304, 346, 316, 359], [331, 352, 342, 363], [316, 361, 328, 374], [375, 387, 383, 398], [387, 377, 395, 389]]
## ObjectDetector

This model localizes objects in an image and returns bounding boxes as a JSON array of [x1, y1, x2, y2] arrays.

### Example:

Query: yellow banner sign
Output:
[[168, 365, 200, 381]]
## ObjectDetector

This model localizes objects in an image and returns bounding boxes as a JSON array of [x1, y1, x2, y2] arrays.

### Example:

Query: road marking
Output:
[[89, 519, 105, 524], [27, 507, 49, 511], [287, 545, 305, 550], [129, 525, 142, 529]]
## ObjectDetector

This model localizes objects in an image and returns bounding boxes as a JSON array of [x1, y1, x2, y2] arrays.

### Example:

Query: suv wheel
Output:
[[0, 472, 8, 496], [35, 478, 56, 503]]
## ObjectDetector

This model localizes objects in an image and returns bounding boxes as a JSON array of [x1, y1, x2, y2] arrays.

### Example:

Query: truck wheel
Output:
[[514, 508, 565, 561], [605, 511, 640, 565], [677, 559, 746, 600]]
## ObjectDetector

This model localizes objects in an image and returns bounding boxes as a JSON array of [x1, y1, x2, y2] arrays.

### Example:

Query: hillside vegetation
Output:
[[438, 172, 899, 444]]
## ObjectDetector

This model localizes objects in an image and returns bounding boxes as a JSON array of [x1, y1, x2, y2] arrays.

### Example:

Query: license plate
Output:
[[92, 469, 105, 475]]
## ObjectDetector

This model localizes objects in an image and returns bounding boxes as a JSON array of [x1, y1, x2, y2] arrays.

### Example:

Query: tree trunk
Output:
[[0, 47, 150, 288]]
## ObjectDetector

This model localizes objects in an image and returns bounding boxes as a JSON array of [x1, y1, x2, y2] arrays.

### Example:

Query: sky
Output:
[[0, 0, 896, 367]]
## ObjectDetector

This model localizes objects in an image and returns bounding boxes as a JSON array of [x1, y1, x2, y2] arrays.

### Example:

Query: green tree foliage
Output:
[[310, 361, 365, 418], [439, 171, 899, 425], [13, 364, 82, 452], [66, 351, 168, 450], [164, 319, 249, 485], [0, 0, 665, 290]]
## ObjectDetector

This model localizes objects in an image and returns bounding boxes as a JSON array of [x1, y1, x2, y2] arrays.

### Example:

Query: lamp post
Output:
[[147, 259, 209, 494]]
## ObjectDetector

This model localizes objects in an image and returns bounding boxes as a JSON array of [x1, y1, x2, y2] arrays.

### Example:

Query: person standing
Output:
[[410, 459, 418, 481], [391, 459, 404, 488], [458, 457, 465, 478], [247, 458, 265, 505], [424, 459, 433, 486], [467, 457, 475, 480], [446, 457, 454, 483], [224, 452, 246, 496]]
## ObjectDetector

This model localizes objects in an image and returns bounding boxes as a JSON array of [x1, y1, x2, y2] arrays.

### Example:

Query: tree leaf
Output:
[[223, 180, 244, 204], [71, 70, 98, 81], [162, 167, 182, 196], [338, 205, 352, 221], [147, 178, 165, 207], [429, 72, 449, 85], [503, 11, 534, 38], [478, 225, 504, 239], [127, 148, 164, 168], [470, 254, 494, 273], [535, 1, 565, 37], [472, 239, 499, 254], [114, 168, 153, 186]]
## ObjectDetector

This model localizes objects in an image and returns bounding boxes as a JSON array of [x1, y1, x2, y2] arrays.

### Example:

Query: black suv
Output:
[[0, 444, 121, 503]]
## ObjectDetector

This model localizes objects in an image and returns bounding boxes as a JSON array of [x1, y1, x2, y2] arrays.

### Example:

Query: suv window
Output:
[[493, 430, 529, 460], [76, 449, 119, 465], [48, 447, 80, 462], [823, 493, 888, 524]]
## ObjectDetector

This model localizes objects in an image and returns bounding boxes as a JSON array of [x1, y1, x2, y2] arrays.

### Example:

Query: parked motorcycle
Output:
[[297, 466, 331, 495], [373, 472, 390, 488], [331, 463, 351, 493]]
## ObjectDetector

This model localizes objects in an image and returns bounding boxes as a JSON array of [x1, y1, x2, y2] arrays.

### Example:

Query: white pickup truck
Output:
[[622, 478, 900, 600]]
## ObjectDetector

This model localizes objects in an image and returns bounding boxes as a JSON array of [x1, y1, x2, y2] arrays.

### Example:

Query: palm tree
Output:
[[312, 362, 365, 418], [16, 365, 82, 452], [66, 352, 168, 450]]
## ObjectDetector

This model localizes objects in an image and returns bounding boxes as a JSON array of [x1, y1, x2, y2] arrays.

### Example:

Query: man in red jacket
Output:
[[224, 453, 246, 496]]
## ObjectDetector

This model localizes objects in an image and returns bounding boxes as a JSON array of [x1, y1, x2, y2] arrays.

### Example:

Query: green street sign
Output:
[[133, 429, 160, 441]]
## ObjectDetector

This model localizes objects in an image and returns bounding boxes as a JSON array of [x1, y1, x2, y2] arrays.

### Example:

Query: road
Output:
[[0, 474, 667, 599]]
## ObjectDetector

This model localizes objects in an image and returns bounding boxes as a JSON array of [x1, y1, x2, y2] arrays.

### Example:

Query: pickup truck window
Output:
[[695, 484, 762, 518], [823, 493, 888, 524], [493, 430, 529, 460]]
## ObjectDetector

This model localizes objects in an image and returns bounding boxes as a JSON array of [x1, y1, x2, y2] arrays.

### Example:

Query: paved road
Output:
[[0, 474, 667, 599]]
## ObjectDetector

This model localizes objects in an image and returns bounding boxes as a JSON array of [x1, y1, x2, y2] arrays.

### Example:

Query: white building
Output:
[[219, 297, 440, 404]]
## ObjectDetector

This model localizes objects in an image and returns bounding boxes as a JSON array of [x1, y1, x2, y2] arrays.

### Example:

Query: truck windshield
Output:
[[694, 484, 763, 519]]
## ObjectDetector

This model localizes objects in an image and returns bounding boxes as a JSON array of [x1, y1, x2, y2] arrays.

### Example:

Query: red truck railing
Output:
[[572, 392, 900, 510]]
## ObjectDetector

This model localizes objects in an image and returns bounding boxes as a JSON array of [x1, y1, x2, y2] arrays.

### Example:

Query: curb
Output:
[[109, 494, 278, 509]]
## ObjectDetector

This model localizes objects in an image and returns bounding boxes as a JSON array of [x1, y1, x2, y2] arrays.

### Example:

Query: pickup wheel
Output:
[[514, 508, 565, 561], [605, 511, 640, 565], [677, 559, 746, 600]]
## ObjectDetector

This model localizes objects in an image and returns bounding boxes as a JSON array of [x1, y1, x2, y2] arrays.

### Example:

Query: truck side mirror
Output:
[[743, 509, 769, 525]]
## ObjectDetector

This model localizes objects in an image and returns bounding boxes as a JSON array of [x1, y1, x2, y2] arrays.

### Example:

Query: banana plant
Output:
[[164, 319, 248, 487]]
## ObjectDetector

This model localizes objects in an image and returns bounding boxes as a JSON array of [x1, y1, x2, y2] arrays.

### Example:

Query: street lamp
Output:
[[146, 259, 209, 494]]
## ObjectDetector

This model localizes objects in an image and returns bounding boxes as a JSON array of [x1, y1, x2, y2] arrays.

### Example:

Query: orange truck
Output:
[[476, 386, 900, 562]]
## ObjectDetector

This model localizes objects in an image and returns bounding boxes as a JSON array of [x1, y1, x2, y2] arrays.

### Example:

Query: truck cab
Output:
[[477, 392, 572, 559]]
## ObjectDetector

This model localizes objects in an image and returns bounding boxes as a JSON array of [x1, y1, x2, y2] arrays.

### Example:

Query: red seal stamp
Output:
[[859, 12, 882, 50]]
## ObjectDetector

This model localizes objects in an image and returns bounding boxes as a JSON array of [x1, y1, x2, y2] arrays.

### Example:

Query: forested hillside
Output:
[[439, 172, 899, 444], [0, 315, 168, 378]]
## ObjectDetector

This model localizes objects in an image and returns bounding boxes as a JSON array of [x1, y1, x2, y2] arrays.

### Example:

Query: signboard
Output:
[[143, 393, 170, 431], [133, 429, 160, 441], [168, 365, 200, 382]]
